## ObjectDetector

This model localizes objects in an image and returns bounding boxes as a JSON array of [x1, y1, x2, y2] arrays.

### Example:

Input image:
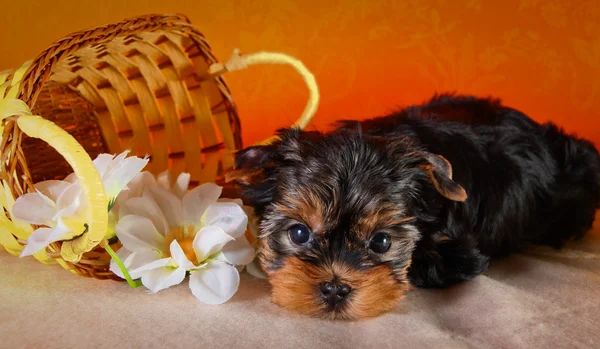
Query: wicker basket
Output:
[[0, 14, 318, 281]]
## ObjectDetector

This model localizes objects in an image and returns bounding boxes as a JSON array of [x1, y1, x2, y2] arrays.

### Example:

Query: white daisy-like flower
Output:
[[110, 181, 255, 304]]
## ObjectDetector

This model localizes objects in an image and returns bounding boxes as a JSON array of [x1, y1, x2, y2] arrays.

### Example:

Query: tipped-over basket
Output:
[[0, 14, 318, 281]]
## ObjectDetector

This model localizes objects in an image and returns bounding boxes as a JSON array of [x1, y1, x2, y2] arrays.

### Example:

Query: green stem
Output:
[[104, 244, 140, 288]]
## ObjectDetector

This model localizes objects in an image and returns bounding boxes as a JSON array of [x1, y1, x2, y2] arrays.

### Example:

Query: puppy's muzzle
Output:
[[319, 280, 352, 307]]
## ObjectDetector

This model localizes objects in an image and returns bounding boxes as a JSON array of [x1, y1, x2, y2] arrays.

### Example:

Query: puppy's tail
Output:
[[541, 123, 600, 247]]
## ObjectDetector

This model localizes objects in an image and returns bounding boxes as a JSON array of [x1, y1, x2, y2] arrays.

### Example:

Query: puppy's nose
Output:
[[319, 281, 351, 305]]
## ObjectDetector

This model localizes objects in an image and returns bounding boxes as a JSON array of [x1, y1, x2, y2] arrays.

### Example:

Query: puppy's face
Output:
[[228, 128, 466, 319]]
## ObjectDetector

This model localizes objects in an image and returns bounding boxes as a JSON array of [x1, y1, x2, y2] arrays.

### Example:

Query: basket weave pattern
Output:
[[0, 14, 242, 279]]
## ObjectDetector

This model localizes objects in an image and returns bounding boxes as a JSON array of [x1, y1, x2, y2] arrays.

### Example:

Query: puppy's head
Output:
[[227, 128, 466, 319]]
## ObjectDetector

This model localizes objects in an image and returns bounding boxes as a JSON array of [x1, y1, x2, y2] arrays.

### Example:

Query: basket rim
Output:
[[15, 13, 234, 109]]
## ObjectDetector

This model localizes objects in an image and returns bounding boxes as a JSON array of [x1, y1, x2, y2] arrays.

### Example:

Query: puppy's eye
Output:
[[288, 223, 311, 245], [369, 232, 391, 253]]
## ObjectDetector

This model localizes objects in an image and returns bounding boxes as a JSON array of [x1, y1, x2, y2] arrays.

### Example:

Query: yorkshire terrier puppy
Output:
[[227, 94, 600, 320]]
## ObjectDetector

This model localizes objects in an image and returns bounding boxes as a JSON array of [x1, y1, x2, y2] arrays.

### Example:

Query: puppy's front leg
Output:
[[408, 233, 490, 288]]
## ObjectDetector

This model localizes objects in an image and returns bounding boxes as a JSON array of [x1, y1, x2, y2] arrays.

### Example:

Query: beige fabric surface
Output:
[[2, 220, 599, 349]]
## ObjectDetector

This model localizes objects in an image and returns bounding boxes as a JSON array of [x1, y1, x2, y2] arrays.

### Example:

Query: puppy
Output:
[[227, 94, 600, 320]]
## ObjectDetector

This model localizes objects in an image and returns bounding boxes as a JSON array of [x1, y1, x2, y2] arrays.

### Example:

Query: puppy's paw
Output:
[[408, 235, 490, 288]]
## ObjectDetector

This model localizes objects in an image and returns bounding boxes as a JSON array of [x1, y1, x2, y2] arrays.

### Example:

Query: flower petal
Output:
[[93, 153, 116, 178], [202, 202, 248, 238], [146, 187, 182, 228], [102, 152, 149, 199], [156, 170, 171, 190], [115, 215, 164, 252], [12, 192, 56, 226], [127, 252, 169, 277], [189, 260, 240, 304], [110, 248, 166, 280], [115, 171, 157, 209], [109, 247, 134, 279], [130, 171, 157, 194], [113, 150, 130, 162], [192, 226, 234, 262], [20, 223, 70, 257], [182, 183, 223, 227], [119, 194, 168, 235], [212, 251, 228, 263], [246, 259, 268, 279], [34, 180, 71, 202], [132, 256, 172, 274], [169, 239, 195, 270], [217, 198, 244, 207], [141, 266, 187, 293], [221, 236, 255, 266], [64, 173, 78, 183], [55, 182, 85, 219], [173, 172, 191, 199]]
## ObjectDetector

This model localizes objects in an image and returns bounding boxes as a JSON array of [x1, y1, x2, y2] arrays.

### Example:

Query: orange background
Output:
[[1, 0, 599, 147]]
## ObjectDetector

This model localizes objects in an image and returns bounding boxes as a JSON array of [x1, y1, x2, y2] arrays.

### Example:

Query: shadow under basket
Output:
[[0, 13, 318, 281]]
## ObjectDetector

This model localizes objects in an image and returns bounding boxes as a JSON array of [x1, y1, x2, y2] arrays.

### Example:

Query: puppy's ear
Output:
[[225, 145, 276, 185], [225, 143, 280, 213], [420, 153, 468, 202]]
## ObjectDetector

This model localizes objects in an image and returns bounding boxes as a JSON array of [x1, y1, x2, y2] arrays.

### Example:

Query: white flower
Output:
[[110, 182, 255, 304], [13, 180, 87, 257], [92, 151, 150, 208], [13, 151, 148, 257]]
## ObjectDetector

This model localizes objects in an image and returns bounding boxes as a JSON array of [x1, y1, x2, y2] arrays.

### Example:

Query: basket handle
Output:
[[208, 49, 320, 146], [0, 98, 108, 264]]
